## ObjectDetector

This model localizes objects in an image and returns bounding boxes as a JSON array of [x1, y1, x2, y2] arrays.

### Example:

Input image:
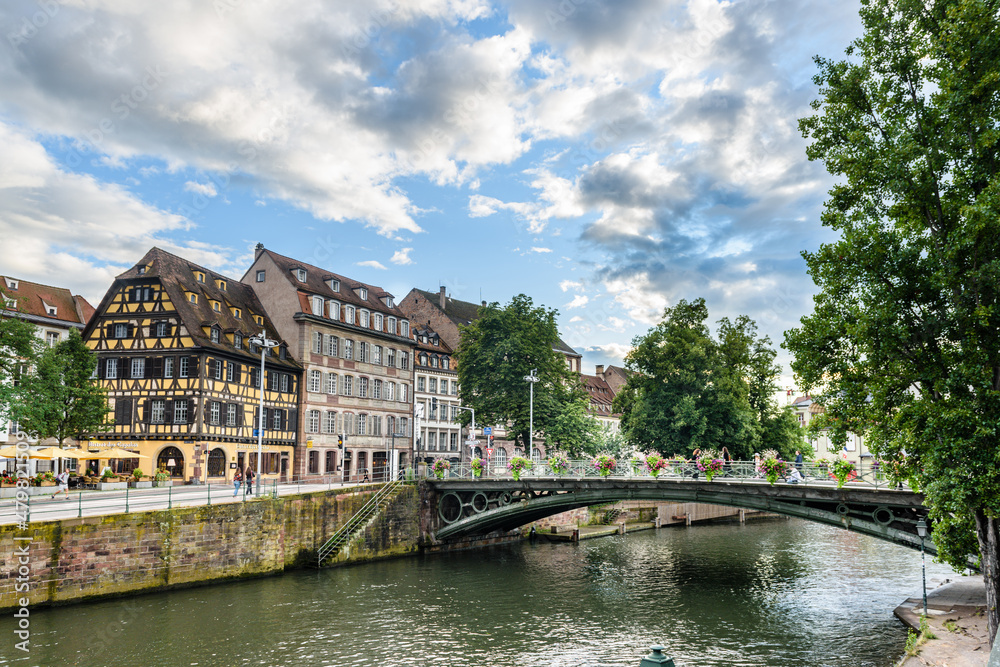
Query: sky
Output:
[[0, 0, 863, 388]]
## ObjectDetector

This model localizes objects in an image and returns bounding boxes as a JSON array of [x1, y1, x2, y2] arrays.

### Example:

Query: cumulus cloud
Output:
[[390, 247, 414, 265], [530, 247, 552, 253], [560, 279, 583, 292], [357, 260, 388, 270], [184, 181, 218, 197], [584, 343, 632, 361], [564, 294, 589, 309]]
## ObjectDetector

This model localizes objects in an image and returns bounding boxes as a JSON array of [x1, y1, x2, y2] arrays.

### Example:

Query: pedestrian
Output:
[[52, 470, 71, 500], [753, 452, 761, 478], [233, 470, 243, 497], [362, 468, 370, 483], [244, 466, 254, 496], [795, 450, 804, 472]]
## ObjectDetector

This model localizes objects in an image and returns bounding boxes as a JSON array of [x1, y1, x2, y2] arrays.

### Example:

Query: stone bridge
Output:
[[419, 476, 933, 555]]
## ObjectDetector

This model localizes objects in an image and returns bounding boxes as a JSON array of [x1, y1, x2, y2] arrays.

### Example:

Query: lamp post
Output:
[[524, 368, 539, 460], [916, 519, 928, 618], [249, 331, 280, 496]]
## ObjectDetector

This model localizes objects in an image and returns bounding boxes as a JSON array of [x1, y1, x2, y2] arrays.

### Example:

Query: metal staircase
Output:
[[317, 480, 403, 567]]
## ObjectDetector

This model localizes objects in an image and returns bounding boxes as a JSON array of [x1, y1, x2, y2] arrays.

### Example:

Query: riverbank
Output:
[[894, 575, 991, 666]]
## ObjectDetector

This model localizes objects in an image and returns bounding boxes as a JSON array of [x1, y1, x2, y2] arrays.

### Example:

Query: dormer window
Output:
[[195, 271, 205, 283], [296, 268, 307, 282], [328, 279, 340, 292], [232, 308, 241, 319], [360, 310, 370, 328], [345, 305, 355, 324], [329, 301, 341, 320], [373, 314, 383, 331], [216, 280, 227, 291], [254, 315, 263, 326], [311, 295, 324, 316], [388, 316, 396, 334], [137, 266, 147, 275], [359, 287, 368, 301], [43, 302, 57, 316], [210, 327, 220, 343], [383, 296, 394, 308], [188, 293, 198, 304], [4, 278, 18, 290], [235, 333, 243, 349], [212, 301, 221, 312], [401, 321, 409, 338]]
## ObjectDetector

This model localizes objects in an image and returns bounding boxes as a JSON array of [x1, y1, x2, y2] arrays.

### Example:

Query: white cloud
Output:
[[585, 343, 631, 361], [603, 274, 668, 325], [559, 279, 583, 292], [569, 315, 584, 322], [184, 181, 218, 197], [530, 246, 552, 253], [390, 247, 414, 265], [356, 260, 388, 270], [564, 295, 589, 309]]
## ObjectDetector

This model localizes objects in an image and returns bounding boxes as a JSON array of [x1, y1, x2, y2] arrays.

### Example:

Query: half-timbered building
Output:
[[81, 248, 301, 484], [243, 245, 415, 482]]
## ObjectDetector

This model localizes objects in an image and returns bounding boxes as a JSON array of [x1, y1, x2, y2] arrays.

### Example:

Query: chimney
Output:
[[596, 364, 605, 378], [439, 286, 446, 310], [254, 242, 264, 259], [481, 300, 486, 307]]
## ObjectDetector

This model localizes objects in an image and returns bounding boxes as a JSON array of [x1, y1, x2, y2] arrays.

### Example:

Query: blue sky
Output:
[[0, 0, 863, 385]]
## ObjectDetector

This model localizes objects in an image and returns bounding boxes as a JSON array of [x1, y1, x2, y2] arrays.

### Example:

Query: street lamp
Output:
[[249, 331, 280, 496], [524, 368, 539, 460], [916, 518, 928, 618]]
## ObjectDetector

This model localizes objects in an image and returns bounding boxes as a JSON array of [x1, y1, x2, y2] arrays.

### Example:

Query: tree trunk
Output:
[[975, 509, 999, 645]]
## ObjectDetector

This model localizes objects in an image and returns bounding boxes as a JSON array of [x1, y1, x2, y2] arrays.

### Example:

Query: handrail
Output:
[[317, 479, 402, 566]]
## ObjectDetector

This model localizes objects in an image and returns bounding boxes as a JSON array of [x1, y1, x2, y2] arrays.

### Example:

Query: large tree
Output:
[[455, 294, 590, 451], [0, 287, 41, 427], [784, 0, 1000, 642], [613, 299, 793, 460], [11, 329, 108, 445]]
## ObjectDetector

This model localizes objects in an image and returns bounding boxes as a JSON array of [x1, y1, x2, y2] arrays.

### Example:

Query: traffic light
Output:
[[337, 434, 344, 449], [488, 434, 494, 445]]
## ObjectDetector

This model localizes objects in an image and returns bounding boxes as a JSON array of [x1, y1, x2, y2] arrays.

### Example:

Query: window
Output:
[[400, 417, 409, 436], [400, 351, 409, 370], [105, 358, 119, 380], [373, 379, 382, 399], [429, 378, 437, 393], [313, 331, 323, 354], [213, 359, 223, 380], [373, 346, 382, 365], [209, 401, 220, 425], [272, 409, 283, 430], [325, 411, 337, 434], [128, 287, 153, 302], [325, 450, 337, 473], [256, 270, 266, 282], [154, 322, 169, 337], [46, 331, 59, 347], [359, 287, 368, 301], [308, 451, 319, 474], [189, 293, 198, 304], [150, 400, 165, 423], [326, 372, 337, 394], [311, 296, 324, 316], [233, 308, 241, 320], [210, 328, 220, 343], [173, 400, 188, 423], [427, 432, 436, 451], [358, 342, 368, 363], [325, 334, 338, 357], [357, 413, 367, 435], [212, 301, 221, 313], [418, 376, 426, 392], [344, 306, 355, 324], [400, 384, 408, 403], [431, 356, 438, 368], [440, 381, 448, 395], [226, 404, 237, 426], [307, 410, 320, 433], [387, 348, 395, 367], [195, 272, 205, 283], [400, 321, 409, 338], [234, 333, 243, 349], [131, 358, 145, 379], [342, 375, 353, 396], [329, 301, 341, 320], [344, 412, 354, 435], [164, 357, 174, 378], [387, 415, 396, 435], [358, 376, 369, 398], [360, 310, 370, 328], [308, 370, 322, 393], [218, 280, 226, 291], [388, 316, 396, 334], [226, 362, 234, 382], [296, 268, 307, 282], [451, 433, 458, 451], [419, 353, 428, 366], [114, 323, 128, 338], [280, 374, 289, 393], [179, 357, 189, 378], [451, 406, 458, 421], [343, 339, 353, 360], [373, 314, 383, 331], [329, 279, 340, 292]]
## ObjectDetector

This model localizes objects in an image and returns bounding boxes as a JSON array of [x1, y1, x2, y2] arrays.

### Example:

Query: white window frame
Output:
[[311, 295, 324, 316], [131, 358, 145, 379], [360, 310, 370, 328], [308, 370, 322, 393], [342, 375, 353, 396], [326, 372, 338, 394]]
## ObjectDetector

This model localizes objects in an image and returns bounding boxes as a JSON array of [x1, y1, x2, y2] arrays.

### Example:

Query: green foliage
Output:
[[613, 299, 798, 460], [784, 0, 1000, 641], [455, 294, 590, 451], [9, 329, 108, 445], [543, 396, 602, 456], [0, 289, 41, 427]]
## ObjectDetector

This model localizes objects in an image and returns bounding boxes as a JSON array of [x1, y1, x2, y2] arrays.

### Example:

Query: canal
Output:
[[2, 517, 956, 666]]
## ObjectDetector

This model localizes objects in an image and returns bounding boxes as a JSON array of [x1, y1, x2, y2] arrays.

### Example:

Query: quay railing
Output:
[[317, 478, 403, 566]]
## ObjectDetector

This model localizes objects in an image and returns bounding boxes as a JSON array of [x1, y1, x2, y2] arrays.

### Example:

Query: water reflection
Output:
[[1, 518, 956, 667]]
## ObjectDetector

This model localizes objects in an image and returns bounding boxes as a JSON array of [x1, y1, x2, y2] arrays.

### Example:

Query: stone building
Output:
[[244, 246, 415, 481], [81, 247, 301, 484], [410, 323, 464, 466]]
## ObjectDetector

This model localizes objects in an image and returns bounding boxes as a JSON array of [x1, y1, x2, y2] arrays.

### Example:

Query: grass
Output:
[[904, 616, 937, 657]]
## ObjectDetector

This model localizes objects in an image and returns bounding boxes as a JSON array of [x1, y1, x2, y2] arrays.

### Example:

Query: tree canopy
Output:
[[613, 299, 799, 460], [784, 0, 1000, 642], [454, 294, 593, 451], [0, 288, 41, 428], [10, 329, 108, 445]]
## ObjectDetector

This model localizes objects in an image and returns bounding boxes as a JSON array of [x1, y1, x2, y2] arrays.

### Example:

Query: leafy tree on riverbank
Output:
[[10, 329, 107, 445], [784, 0, 1000, 643], [613, 299, 797, 460], [0, 287, 41, 428], [455, 294, 591, 452]]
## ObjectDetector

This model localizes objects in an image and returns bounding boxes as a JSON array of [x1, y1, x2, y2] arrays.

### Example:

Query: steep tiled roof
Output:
[[581, 373, 619, 416], [411, 323, 454, 355], [88, 247, 299, 369], [256, 248, 404, 318], [1, 276, 94, 327]]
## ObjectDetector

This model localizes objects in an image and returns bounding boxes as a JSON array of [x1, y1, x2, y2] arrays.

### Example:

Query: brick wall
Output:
[[0, 484, 420, 611]]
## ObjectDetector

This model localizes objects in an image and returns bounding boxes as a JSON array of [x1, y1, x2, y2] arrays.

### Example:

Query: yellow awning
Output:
[[0, 446, 54, 459], [83, 447, 151, 461]]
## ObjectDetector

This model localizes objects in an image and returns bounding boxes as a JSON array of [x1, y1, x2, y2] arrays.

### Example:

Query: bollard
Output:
[[125, 486, 129, 513], [639, 645, 676, 666]]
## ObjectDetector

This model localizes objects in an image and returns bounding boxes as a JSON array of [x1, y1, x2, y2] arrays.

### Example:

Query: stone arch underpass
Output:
[[421, 477, 935, 556]]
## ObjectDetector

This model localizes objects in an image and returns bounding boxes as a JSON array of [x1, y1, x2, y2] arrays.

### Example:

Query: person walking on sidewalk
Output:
[[244, 466, 255, 496], [52, 470, 71, 500], [233, 470, 243, 497]]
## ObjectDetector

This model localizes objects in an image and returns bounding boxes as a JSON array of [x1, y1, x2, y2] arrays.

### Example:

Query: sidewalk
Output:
[[894, 575, 992, 666]]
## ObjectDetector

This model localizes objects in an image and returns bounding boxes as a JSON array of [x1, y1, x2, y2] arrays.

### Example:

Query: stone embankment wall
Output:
[[0, 484, 419, 611], [536, 502, 770, 529]]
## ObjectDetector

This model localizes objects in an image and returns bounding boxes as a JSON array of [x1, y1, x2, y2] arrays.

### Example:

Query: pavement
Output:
[[894, 575, 993, 667]]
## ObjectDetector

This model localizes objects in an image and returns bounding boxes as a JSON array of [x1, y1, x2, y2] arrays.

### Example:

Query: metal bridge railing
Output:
[[424, 458, 910, 490]]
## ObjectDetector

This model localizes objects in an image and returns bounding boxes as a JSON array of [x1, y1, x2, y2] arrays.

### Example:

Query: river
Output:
[[1, 517, 956, 667]]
